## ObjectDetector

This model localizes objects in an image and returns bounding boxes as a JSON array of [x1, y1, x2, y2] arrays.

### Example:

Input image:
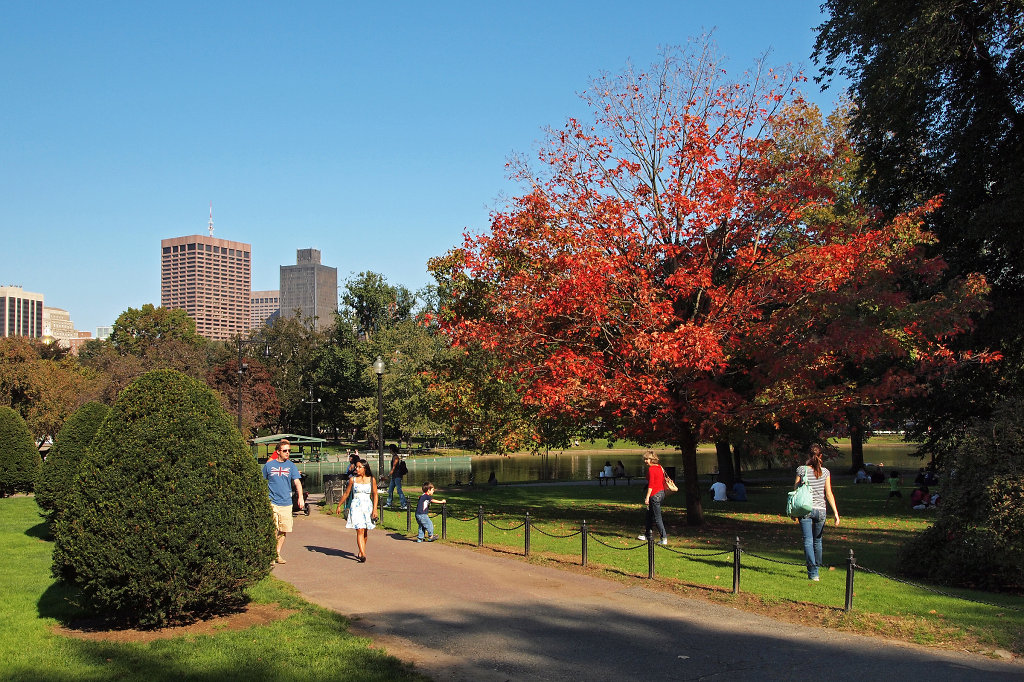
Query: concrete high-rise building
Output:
[[43, 307, 76, 348], [96, 326, 112, 340], [1, 286, 44, 339], [279, 249, 337, 331], [160, 235, 251, 340], [250, 290, 280, 329]]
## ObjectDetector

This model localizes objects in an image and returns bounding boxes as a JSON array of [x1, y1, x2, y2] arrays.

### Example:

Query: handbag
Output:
[[787, 466, 813, 517], [662, 466, 678, 493]]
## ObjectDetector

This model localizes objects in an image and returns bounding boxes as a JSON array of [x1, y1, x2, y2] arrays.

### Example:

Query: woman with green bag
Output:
[[795, 444, 841, 581]]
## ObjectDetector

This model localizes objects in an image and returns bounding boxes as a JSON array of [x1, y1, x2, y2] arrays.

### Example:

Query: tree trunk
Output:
[[733, 440, 748, 481], [714, 438, 735, 487], [678, 424, 704, 526], [847, 408, 866, 474]]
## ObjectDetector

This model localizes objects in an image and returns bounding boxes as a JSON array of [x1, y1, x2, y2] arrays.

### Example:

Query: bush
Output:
[[35, 402, 109, 518], [899, 398, 1024, 591], [52, 369, 276, 626], [0, 406, 42, 497]]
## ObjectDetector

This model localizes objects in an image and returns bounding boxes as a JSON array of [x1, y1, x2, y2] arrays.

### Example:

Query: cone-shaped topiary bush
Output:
[[52, 369, 276, 626], [0, 406, 42, 497], [36, 402, 109, 518]]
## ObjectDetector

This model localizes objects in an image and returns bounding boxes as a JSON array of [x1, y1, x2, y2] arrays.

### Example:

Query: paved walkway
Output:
[[273, 508, 1020, 681]]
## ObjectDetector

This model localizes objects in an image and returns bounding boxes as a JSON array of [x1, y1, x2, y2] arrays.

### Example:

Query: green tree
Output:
[[52, 369, 275, 626], [0, 406, 41, 497], [814, 1, 1024, 437], [35, 402, 109, 518], [899, 397, 1024, 591], [261, 314, 326, 434], [341, 271, 415, 341], [109, 304, 203, 356]]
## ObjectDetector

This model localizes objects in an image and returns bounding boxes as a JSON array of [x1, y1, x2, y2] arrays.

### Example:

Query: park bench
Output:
[[597, 473, 634, 486]]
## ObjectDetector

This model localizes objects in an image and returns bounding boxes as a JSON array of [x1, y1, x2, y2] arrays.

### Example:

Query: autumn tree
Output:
[[814, 1, 1023, 448], [438, 42, 984, 525], [205, 357, 279, 438]]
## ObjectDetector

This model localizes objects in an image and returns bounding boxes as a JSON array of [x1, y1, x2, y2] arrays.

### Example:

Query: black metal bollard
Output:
[[581, 519, 588, 566], [845, 548, 855, 612], [441, 503, 447, 540], [406, 504, 412, 533], [478, 505, 484, 547], [648, 534, 655, 579], [524, 511, 531, 557], [733, 536, 741, 595]]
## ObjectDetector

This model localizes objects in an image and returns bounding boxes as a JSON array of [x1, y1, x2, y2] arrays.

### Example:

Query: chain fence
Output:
[[372, 501, 1021, 615]]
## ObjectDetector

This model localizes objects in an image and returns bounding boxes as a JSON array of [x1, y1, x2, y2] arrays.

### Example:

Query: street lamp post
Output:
[[304, 388, 321, 438], [236, 336, 269, 435], [373, 356, 385, 478]]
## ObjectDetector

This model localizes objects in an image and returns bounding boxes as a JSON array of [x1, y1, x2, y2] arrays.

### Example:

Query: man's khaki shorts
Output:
[[272, 504, 294, 533]]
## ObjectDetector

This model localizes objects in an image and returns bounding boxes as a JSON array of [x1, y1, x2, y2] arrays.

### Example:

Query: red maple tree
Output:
[[436, 43, 987, 525]]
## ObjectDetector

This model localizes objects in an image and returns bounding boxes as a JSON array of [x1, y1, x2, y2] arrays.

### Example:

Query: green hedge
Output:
[[0, 406, 42, 497], [35, 402, 109, 518], [52, 369, 276, 626]]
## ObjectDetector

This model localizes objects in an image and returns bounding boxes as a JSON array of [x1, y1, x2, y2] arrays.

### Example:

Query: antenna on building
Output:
[[208, 201, 214, 237]]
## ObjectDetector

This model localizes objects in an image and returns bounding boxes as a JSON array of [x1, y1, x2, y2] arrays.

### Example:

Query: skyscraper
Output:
[[160, 235, 251, 340], [250, 289, 279, 329], [279, 249, 337, 331], [1, 285, 44, 339]]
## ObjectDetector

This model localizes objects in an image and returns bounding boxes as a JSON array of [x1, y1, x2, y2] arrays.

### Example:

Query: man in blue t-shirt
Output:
[[262, 439, 304, 564]]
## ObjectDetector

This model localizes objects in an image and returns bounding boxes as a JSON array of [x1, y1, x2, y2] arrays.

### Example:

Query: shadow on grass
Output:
[[25, 520, 51, 540]]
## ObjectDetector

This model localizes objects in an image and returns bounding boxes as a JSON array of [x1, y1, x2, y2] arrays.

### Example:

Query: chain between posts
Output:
[[411, 504, 1019, 615]]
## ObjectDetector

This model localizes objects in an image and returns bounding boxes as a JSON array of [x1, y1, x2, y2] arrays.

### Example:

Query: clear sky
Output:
[[0, 1, 846, 334]]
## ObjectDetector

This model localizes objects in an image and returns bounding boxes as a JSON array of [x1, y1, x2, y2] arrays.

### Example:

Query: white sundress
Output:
[[346, 480, 376, 530]]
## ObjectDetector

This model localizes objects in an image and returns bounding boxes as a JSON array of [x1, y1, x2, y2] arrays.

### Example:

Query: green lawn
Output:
[[0, 497, 427, 682], [373, 476, 1024, 655]]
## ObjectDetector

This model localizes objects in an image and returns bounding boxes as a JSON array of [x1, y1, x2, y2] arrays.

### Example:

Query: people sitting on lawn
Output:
[[710, 478, 728, 502], [855, 467, 870, 484], [730, 480, 747, 501]]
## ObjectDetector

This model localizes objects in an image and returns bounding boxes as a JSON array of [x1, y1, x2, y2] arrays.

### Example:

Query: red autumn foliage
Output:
[[436, 43, 989, 525]]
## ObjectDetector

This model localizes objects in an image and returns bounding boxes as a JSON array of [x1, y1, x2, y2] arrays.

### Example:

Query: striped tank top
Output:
[[798, 466, 830, 510]]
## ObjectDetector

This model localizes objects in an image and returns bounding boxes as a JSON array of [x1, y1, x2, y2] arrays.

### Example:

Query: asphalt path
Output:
[[273, 506, 1021, 681]]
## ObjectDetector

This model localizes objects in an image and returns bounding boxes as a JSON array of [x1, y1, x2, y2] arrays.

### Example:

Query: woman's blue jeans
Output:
[[800, 508, 825, 578], [645, 490, 667, 540], [386, 477, 406, 507]]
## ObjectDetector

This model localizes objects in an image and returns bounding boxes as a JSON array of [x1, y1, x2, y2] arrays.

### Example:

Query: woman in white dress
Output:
[[335, 459, 379, 562]]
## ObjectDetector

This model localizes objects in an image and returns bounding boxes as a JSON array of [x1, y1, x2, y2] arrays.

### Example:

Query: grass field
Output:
[[0, 497, 427, 682], [370, 475, 1024, 656]]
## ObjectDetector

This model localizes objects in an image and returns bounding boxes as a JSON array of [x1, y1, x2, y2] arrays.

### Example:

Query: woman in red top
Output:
[[638, 451, 668, 545]]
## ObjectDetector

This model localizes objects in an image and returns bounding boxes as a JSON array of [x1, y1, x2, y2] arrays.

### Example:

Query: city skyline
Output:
[[0, 2, 847, 333]]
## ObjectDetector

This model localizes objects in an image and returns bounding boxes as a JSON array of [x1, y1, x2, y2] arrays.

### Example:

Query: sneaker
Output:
[[427, 535, 436, 542], [810, 576, 820, 581], [659, 538, 668, 546], [400, 506, 408, 511], [416, 538, 424, 543], [637, 534, 648, 541]]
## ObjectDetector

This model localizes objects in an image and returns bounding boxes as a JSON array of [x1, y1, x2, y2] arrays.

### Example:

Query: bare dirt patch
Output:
[[52, 603, 296, 643]]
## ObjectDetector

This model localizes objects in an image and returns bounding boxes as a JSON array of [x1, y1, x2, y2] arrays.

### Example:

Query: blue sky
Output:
[[0, 1, 846, 334]]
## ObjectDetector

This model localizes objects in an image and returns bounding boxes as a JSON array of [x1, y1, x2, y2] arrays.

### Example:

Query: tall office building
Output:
[[160, 235, 251, 340], [250, 290, 280, 329], [43, 307, 76, 348], [279, 249, 337, 331], [1, 286, 44, 339]]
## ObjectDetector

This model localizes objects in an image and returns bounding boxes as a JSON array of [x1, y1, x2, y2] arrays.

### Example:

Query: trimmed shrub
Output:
[[0, 406, 42, 497], [899, 398, 1024, 591], [36, 402, 109, 518], [52, 369, 276, 626]]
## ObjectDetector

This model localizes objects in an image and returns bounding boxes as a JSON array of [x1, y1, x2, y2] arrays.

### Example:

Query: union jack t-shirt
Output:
[[262, 459, 300, 506]]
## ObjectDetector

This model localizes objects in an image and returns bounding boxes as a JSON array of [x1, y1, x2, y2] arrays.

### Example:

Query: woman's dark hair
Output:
[[388, 443, 399, 456], [357, 459, 373, 479], [605, 460, 612, 466], [806, 444, 823, 478]]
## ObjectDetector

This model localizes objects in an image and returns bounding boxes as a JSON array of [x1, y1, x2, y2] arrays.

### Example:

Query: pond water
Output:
[[296, 443, 924, 493]]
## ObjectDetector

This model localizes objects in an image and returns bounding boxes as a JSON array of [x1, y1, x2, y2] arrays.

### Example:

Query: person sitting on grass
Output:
[[415, 482, 446, 542]]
